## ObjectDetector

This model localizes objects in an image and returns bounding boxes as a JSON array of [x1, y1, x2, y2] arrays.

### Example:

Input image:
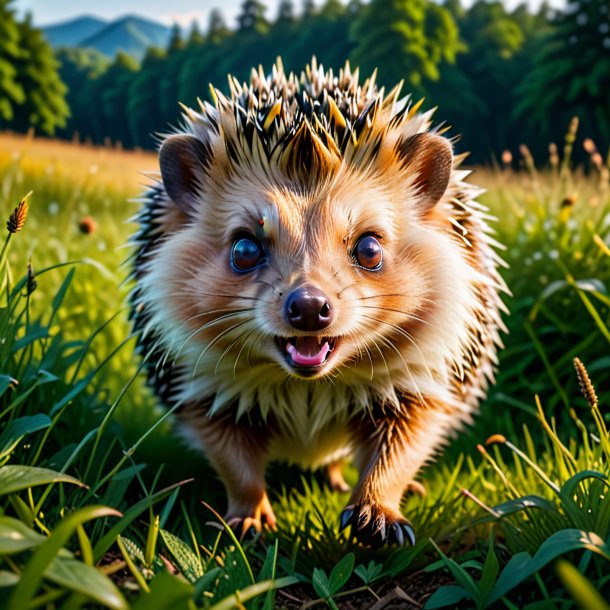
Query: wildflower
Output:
[[6, 192, 32, 234], [78, 216, 97, 235], [583, 138, 596, 154], [561, 194, 577, 208], [501, 150, 512, 165]]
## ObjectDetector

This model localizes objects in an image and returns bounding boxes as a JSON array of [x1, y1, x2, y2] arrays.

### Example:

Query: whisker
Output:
[[193, 318, 253, 378], [174, 310, 252, 361], [360, 313, 435, 382], [215, 327, 256, 375], [361, 322, 425, 405], [233, 328, 262, 378]]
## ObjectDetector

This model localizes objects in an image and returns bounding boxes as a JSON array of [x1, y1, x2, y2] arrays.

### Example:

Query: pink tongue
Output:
[[287, 337, 330, 366]]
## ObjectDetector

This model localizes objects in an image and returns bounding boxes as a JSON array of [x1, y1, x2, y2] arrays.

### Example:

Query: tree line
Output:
[[1, 0, 608, 164]]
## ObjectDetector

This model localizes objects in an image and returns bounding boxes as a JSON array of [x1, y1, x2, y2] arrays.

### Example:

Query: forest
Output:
[[0, 0, 609, 164]]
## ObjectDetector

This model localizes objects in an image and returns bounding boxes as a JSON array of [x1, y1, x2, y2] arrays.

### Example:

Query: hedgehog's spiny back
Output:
[[185, 58, 432, 188]]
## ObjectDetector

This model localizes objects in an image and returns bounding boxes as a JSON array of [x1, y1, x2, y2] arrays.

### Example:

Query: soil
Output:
[[276, 570, 454, 609]]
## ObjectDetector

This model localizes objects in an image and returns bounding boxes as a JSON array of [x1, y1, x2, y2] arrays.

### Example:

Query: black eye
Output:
[[231, 235, 264, 272], [354, 235, 383, 270]]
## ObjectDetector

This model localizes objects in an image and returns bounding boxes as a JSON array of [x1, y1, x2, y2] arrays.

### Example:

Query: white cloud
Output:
[[158, 11, 208, 28]]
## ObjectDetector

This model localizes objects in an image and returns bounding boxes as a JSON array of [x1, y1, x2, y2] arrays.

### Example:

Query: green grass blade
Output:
[[0, 465, 85, 496], [92, 479, 192, 562], [556, 559, 610, 610], [44, 556, 128, 610], [207, 576, 299, 610], [0, 414, 51, 462], [8, 505, 121, 610]]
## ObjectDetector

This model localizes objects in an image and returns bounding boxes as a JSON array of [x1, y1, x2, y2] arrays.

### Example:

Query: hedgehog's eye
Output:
[[231, 234, 264, 272], [354, 235, 383, 270]]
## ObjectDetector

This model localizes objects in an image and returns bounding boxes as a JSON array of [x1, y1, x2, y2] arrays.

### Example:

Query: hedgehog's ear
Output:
[[159, 134, 211, 217], [397, 133, 453, 212]]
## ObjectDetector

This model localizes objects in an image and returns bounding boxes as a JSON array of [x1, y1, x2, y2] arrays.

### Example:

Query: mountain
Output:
[[43, 16, 108, 48], [43, 15, 172, 61]]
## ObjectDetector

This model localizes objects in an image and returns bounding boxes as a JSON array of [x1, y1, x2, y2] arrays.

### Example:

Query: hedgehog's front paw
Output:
[[339, 502, 415, 547], [225, 492, 277, 539]]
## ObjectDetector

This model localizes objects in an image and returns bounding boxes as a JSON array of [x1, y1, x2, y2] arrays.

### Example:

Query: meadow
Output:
[[0, 125, 609, 609]]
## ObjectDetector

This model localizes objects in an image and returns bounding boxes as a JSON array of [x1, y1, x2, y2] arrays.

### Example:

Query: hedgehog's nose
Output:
[[285, 285, 334, 331]]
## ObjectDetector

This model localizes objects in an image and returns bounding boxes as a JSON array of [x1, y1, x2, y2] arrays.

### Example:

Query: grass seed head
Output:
[[6, 192, 32, 234], [573, 357, 598, 408], [485, 434, 507, 446], [26, 261, 37, 295]]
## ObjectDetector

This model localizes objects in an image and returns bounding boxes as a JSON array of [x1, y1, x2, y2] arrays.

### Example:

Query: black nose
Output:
[[285, 285, 334, 331]]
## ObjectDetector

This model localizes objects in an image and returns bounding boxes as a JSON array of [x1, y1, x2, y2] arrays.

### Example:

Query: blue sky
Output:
[[16, 0, 566, 28]]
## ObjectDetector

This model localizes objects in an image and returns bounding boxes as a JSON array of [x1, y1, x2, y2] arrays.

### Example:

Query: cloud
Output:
[[158, 11, 207, 28]]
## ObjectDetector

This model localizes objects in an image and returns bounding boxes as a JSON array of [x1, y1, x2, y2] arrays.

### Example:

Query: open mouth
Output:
[[276, 336, 338, 375]]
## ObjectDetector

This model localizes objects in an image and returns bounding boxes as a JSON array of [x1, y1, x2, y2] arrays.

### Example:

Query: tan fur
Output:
[[130, 59, 507, 544]]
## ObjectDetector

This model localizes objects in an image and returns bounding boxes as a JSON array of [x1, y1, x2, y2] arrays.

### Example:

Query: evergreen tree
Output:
[[101, 52, 140, 147], [167, 23, 185, 54], [320, 0, 345, 20], [56, 48, 109, 139], [207, 9, 231, 44], [350, 0, 462, 93], [76, 51, 138, 144], [0, 0, 24, 123], [187, 20, 205, 46], [11, 12, 69, 135], [277, 0, 295, 24], [127, 47, 167, 148], [515, 0, 610, 146], [237, 0, 269, 34], [302, 0, 316, 18], [347, 0, 363, 17], [443, 0, 464, 20]]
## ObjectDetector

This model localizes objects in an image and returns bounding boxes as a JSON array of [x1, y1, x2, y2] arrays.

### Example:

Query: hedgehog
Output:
[[129, 58, 507, 546]]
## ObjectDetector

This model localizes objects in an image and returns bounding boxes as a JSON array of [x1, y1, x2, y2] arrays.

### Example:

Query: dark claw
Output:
[[339, 505, 354, 531], [340, 503, 416, 547], [402, 522, 416, 546], [392, 522, 404, 546]]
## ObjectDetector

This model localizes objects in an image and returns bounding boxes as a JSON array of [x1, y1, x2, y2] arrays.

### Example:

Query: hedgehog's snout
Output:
[[284, 285, 334, 331]]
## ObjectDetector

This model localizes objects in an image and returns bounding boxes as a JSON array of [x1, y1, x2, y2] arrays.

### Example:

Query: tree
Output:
[[302, 0, 317, 19], [11, 12, 69, 135], [237, 0, 269, 34], [515, 0, 610, 147], [0, 0, 24, 123], [128, 47, 167, 148], [75, 51, 138, 145], [350, 0, 462, 94], [277, 0, 295, 24], [187, 21, 205, 46], [167, 22, 185, 54], [56, 47, 109, 139], [320, 0, 346, 20], [207, 9, 231, 44]]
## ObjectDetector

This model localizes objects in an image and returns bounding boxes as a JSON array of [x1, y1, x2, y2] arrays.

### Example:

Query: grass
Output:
[[0, 124, 609, 609]]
